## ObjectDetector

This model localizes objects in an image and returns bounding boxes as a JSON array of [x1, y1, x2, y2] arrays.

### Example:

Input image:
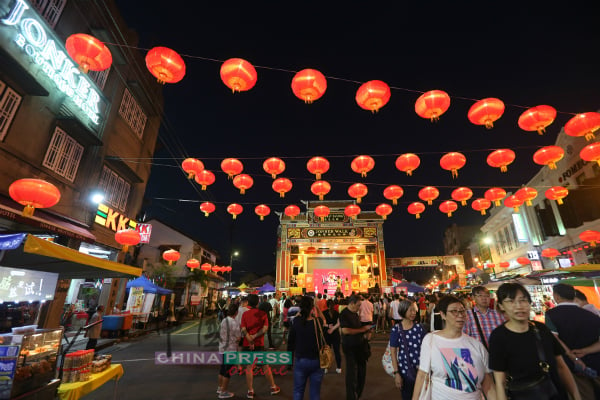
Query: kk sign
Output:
[[95, 204, 136, 232], [136, 223, 152, 244]]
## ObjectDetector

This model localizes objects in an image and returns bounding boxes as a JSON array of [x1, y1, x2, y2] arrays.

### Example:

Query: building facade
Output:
[[0, 0, 163, 326]]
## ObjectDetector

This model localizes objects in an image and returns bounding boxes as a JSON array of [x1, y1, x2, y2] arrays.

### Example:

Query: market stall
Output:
[[124, 276, 172, 331]]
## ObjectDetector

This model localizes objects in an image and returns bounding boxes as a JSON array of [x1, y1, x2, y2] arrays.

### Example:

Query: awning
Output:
[[0, 196, 96, 243], [0, 234, 142, 279]]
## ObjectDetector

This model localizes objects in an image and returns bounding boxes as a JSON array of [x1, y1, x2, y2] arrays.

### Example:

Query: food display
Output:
[[0, 327, 63, 398], [61, 349, 94, 383]]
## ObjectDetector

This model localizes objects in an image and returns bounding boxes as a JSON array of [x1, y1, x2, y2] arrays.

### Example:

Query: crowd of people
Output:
[[215, 285, 600, 399]]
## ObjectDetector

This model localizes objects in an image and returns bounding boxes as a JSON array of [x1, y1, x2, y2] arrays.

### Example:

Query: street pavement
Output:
[[78, 318, 401, 400]]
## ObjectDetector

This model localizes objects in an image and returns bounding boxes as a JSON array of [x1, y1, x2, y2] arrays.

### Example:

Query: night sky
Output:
[[113, 2, 600, 277]]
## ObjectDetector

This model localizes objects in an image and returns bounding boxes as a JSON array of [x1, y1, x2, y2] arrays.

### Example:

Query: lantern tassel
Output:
[[452, 169, 458, 179], [232, 215, 237, 220], [383, 215, 387, 220], [260, 216, 264, 221], [548, 162, 557, 170], [485, 120, 494, 130], [415, 214, 421, 219], [461, 200, 467, 206], [557, 199, 564, 205], [240, 189, 245, 194], [481, 210, 486, 215], [187, 172, 194, 179], [357, 198, 362, 204], [201, 185, 207, 190], [319, 195, 323, 200], [271, 173, 276, 179], [280, 192, 285, 198], [393, 199, 398, 205], [495, 200, 501, 206], [204, 212, 209, 217], [23, 205, 35, 217], [501, 166, 507, 173], [537, 127, 545, 135], [514, 207, 520, 213], [122, 245, 129, 253]]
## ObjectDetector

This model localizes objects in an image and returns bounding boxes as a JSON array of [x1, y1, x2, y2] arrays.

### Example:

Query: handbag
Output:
[[398, 325, 418, 382], [315, 318, 335, 369], [382, 343, 395, 376], [506, 322, 559, 400], [417, 333, 433, 400]]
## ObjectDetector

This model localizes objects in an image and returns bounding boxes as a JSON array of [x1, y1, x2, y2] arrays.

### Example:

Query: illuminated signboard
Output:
[[0, 266, 58, 302], [95, 203, 137, 232], [1, 0, 104, 126], [136, 223, 152, 243]]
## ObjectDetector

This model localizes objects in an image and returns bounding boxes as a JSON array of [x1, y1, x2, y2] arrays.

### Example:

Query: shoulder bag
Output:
[[418, 333, 433, 400], [398, 324, 418, 382], [471, 309, 489, 351], [314, 318, 335, 369], [506, 322, 559, 400], [382, 343, 395, 376]]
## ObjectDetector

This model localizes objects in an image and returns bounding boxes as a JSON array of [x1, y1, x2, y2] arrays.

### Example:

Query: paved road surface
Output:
[[80, 318, 400, 400]]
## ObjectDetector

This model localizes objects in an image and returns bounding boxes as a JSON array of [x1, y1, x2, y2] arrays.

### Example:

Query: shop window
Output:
[[504, 226, 514, 252], [0, 85, 23, 141], [99, 166, 131, 211], [42, 127, 83, 182], [31, 0, 66, 28], [535, 201, 559, 238], [88, 67, 110, 91], [118, 89, 147, 139]]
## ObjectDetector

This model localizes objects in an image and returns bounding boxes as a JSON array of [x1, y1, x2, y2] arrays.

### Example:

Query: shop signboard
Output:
[[0, 266, 58, 303], [531, 260, 543, 271], [126, 286, 144, 313], [136, 224, 152, 244], [95, 203, 137, 232], [0, 345, 19, 400], [190, 295, 201, 306]]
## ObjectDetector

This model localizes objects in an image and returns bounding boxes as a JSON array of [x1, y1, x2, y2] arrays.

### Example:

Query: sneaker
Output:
[[219, 392, 234, 399], [323, 368, 328, 374], [336, 368, 342, 374], [217, 387, 222, 394], [247, 390, 255, 399], [270, 385, 281, 395]]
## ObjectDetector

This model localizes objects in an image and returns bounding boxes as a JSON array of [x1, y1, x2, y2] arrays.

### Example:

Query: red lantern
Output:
[[439, 200, 458, 217], [220, 58, 257, 92], [515, 187, 538, 206], [311, 181, 331, 200], [468, 98, 505, 129], [545, 186, 568, 205], [263, 157, 285, 179], [376, 203, 393, 219], [65, 34, 112, 73], [163, 249, 180, 265], [414, 90, 450, 122], [395, 153, 421, 176], [383, 185, 404, 205], [451, 187, 473, 206], [221, 158, 244, 179], [305, 246, 317, 254], [346, 246, 358, 254], [498, 261, 510, 269], [255, 204, 271, 221], [418, 186, 439, 205], [504, 195, 524, 212], [307, 157, 330, 180], [487, 149, 515, 173], [284, 205, 301, 219], [9, 178, 61, 217], [351, 155, 375, 177], [407, 202, 426, 219], [272, 178, 293, 198], [440, 152, 466, 178], [355, 80, 391, 112], [541, 248, 560, 259], [484, 187, 507, 206], [199, 201, 215, 217], [145, 47, 186, 84], [471, 198, 491, 215], [223, 266, 232, 272], [533, 146, 564, 170], [194, 170, 215, 190], [114, 229, 141, 252], [580, 142, 600, 166], [291, 69, 327, 103], [313, 205, 330, 221], [348, 183, 368, 203], [212, 266, 222, 273], [187, 259, 200, 270], [580, 230, 600, 247], [233, 174, 254, 194], [517, 257, 531, 266], [518, 105, 556, 135], [201, 263, 212, 272], [227, 203, 243, 219], [181, 158, 204, 179], [564, 112, 600, 141], [344, 204, 361, 220]]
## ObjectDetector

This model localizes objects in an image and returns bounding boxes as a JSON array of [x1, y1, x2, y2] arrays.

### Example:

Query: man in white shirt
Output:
[[574, 289, 600, 317], [235, 297, 249, 326], [390, 294, 402, 323]]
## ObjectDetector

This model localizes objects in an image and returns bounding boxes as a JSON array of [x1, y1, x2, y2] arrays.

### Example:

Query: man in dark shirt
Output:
[[340, 294, 372, 400], [258, 295, 274, 349], [545, 283, 600, 399]]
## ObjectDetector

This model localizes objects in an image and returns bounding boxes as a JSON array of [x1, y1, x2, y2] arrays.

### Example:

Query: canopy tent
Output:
[[237, 283, 249, 291], [257, 282, 276, 293], [484, 275, 541, 290], [126, 275, 172, 295], [395, 281, 425, 293], [0, 233, 142, 279]]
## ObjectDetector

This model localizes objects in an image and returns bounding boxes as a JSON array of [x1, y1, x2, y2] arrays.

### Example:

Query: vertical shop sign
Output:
[[0, 345, 19, 399], [305, 274, 314, 292]]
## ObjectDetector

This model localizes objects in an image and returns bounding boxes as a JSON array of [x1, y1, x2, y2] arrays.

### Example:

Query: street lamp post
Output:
[[229, 251, 239, 287]]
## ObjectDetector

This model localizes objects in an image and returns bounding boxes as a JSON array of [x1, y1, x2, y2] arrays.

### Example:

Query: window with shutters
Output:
[[99, 166, 131, 211], [0, 84, 22, 141], [118, 89, 147, 138], [31, 0, 66, 28], [42, 127, 83, 182], [88, 67, 110, 91]]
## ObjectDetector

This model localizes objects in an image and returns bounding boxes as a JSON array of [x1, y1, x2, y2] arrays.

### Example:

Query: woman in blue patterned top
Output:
[[389, 300, 426, 400]]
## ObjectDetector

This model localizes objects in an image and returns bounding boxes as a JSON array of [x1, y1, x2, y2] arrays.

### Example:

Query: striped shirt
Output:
[[463, 307, 505, 347]]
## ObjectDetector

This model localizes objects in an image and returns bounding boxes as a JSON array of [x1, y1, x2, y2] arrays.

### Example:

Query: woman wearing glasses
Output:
[[412, 295, 496, 400]]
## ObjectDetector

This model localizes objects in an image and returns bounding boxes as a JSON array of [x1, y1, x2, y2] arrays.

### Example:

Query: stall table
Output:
[[57, 364, 123, 400]]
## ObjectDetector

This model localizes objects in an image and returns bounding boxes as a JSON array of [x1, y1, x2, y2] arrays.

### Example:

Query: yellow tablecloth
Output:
[[57, 364, 124, 400]]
